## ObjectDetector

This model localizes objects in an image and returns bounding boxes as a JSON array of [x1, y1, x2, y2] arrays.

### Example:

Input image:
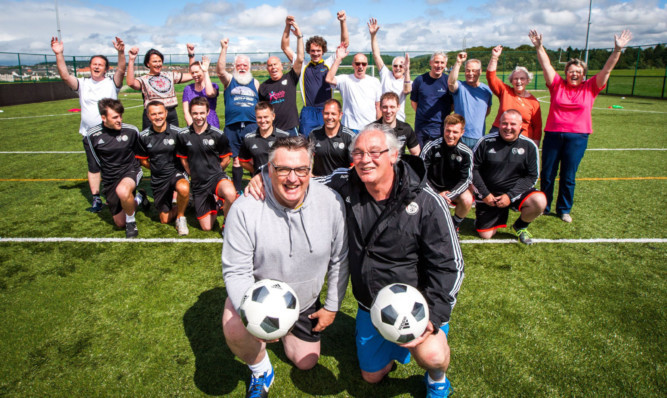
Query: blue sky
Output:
[[1, 0, 666, 57]]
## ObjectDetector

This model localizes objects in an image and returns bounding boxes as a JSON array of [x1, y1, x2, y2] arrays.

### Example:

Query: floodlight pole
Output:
[[55, 0, 62, 41], [584, 0, 593, 64]]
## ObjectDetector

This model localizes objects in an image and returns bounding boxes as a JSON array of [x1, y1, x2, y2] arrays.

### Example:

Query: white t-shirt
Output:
[[76, 77, 120, 135], [336, 74, 381, 130], [379, 66, 407, 122]]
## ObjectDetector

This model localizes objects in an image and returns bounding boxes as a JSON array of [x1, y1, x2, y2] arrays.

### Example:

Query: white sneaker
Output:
[[176, 217, 189, 236], [561, 214, 573, 223]]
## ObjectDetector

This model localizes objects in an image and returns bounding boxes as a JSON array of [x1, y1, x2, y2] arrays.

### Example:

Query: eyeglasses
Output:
[[392, 64, 404, 68], [270, 162, 310, 177], [354, 62, 368, 66], [351, 149, 389, 159]]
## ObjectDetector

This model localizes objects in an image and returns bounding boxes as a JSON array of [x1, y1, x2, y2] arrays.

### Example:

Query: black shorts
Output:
[[193, 176, 230, 219], [475, 188, 543, 232], [103, 168, 143, 216], [152, 172, 189, 214], [288, 299, 322, 343], [83, 137, 101, 174]]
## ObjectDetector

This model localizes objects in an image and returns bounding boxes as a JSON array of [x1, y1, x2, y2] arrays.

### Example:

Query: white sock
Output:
[[135, 192, 143, 205], [126, 212, 136, 223], [428, 372, 447, 384], [248, 352, 272, 377]]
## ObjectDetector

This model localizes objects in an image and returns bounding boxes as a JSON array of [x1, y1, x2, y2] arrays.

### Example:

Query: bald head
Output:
[[353, 53, 369, 79], [266, 56, 284, 81]]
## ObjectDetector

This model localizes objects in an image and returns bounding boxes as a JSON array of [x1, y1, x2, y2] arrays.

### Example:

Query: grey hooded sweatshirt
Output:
[[222, 166, 349, 313]]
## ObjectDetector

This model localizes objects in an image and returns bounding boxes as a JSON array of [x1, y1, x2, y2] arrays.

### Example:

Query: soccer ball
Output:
[[370, 283, 429, 344], [238, 279, 300, 341]]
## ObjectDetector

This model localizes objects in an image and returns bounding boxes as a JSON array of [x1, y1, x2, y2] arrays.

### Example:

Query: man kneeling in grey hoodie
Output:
[[222, 135, 349, 398]]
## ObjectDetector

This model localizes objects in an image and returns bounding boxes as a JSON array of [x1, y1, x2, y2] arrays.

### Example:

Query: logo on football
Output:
[[238, 279, 300, 341], [370, 283, 429, 344]]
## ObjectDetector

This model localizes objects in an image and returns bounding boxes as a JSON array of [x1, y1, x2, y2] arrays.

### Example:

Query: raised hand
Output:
[[528, 30, 542, 48], [614, 30, 632, 50], [491, 45, 503, 58], [336, 42, 349, 59], [337, 10, 346, 22], [290, 19, 302, 37], [368, 18, 379, 35], [456, 51, 467, 64], [113, 37, 125, 53], [201, 55, 210, 71], [50, 37, 64, 54], [129, 46, 139, 60], [220, 38, 229, 49], [187, 43, 195, 55], [285, 15, 295, 26]]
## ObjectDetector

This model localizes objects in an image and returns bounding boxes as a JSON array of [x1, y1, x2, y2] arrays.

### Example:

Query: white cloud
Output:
[[230, 5, 289, 27]]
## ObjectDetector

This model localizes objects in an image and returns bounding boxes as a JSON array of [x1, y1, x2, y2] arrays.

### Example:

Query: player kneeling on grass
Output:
[[83, 98, 149, 238], [246, 126, 464, 397], [136, 101, 191, 235], [472, 109, 547, 245], [176, 97, 236, 232], [222, 136, 349, 398], [420, 113, 474, 235]]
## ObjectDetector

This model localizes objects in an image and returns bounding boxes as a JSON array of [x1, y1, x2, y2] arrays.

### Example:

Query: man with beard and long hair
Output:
[[216, 38, 260, 194]]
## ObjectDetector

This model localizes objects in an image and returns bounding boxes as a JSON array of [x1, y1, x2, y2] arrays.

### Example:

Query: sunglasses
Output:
[[354, 62, 368, 66]]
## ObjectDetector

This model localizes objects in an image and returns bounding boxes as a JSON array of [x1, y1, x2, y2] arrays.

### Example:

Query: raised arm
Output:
[[368, 18, 385, 70], [50, 37, 78, 90], [112, 37, 126, 88], [187, 43, 196, 67], [281, 16, 296, 64], [596, 30, 632, 88], [325, 43, 349, 86], [216, 38, 233, 89], [528, 30, 556, 87], [448, 52, 466, 93], [291, 18, 305, 74], [403, 52, 412, 94], [337, 10, 349, 48], [487, 45, 501, 73], [200, 56, 216, 98], [126, 46, 142, 90]]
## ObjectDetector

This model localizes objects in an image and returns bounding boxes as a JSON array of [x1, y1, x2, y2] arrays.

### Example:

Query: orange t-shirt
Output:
[[487, 70, 543, 143]]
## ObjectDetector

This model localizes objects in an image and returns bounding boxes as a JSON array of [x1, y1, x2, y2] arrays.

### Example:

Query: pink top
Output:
[[545, 73, 605, 134]]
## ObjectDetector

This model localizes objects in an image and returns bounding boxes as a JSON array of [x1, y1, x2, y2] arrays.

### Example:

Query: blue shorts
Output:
[[224, 121, 257, 157], [355, 307, 449, 373], [299, 106, 324, 137]]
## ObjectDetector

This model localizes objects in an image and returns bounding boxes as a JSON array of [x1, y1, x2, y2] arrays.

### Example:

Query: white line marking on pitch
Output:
[[536, 95, 667, 113], [0, 237, 664, 244]]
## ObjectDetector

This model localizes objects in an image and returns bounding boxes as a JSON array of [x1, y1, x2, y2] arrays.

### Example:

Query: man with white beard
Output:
[[217, 38, 260, 194]]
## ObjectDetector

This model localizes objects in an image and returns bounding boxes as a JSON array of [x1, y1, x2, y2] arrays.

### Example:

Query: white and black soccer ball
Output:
[[238, 279, 300, 341], [370, 283, 429, 344]]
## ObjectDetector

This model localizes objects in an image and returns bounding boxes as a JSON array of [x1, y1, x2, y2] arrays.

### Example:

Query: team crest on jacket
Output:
[[406, 202, 419, 215], [512, 148, 525, 155]]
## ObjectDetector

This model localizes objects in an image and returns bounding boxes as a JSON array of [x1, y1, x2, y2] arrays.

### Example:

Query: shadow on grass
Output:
[[183, 287, 244, 396]]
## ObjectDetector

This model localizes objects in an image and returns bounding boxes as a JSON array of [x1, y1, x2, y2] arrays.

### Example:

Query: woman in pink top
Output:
[[486, 45, 542, 146], [529, 29, 632, 222]]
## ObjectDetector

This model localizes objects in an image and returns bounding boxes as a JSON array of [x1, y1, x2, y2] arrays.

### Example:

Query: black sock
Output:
[[513, 218, 530, 231], [452, 215, 463, 229], [232, 166, 243, 192]]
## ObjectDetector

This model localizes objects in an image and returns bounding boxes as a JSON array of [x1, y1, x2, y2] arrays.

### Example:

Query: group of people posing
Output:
[[51, 12, 631, 397]]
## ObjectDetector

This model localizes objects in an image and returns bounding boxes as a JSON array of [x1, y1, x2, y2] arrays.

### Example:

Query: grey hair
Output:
[[268, 135, 314, 163], [430, 52, 448, 62], [391, 56, 405, 66], [509, 66, 533, 83], [350, 123, 402, 158], [465, 59, 482, 69], [234, 55, 250, 65]]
